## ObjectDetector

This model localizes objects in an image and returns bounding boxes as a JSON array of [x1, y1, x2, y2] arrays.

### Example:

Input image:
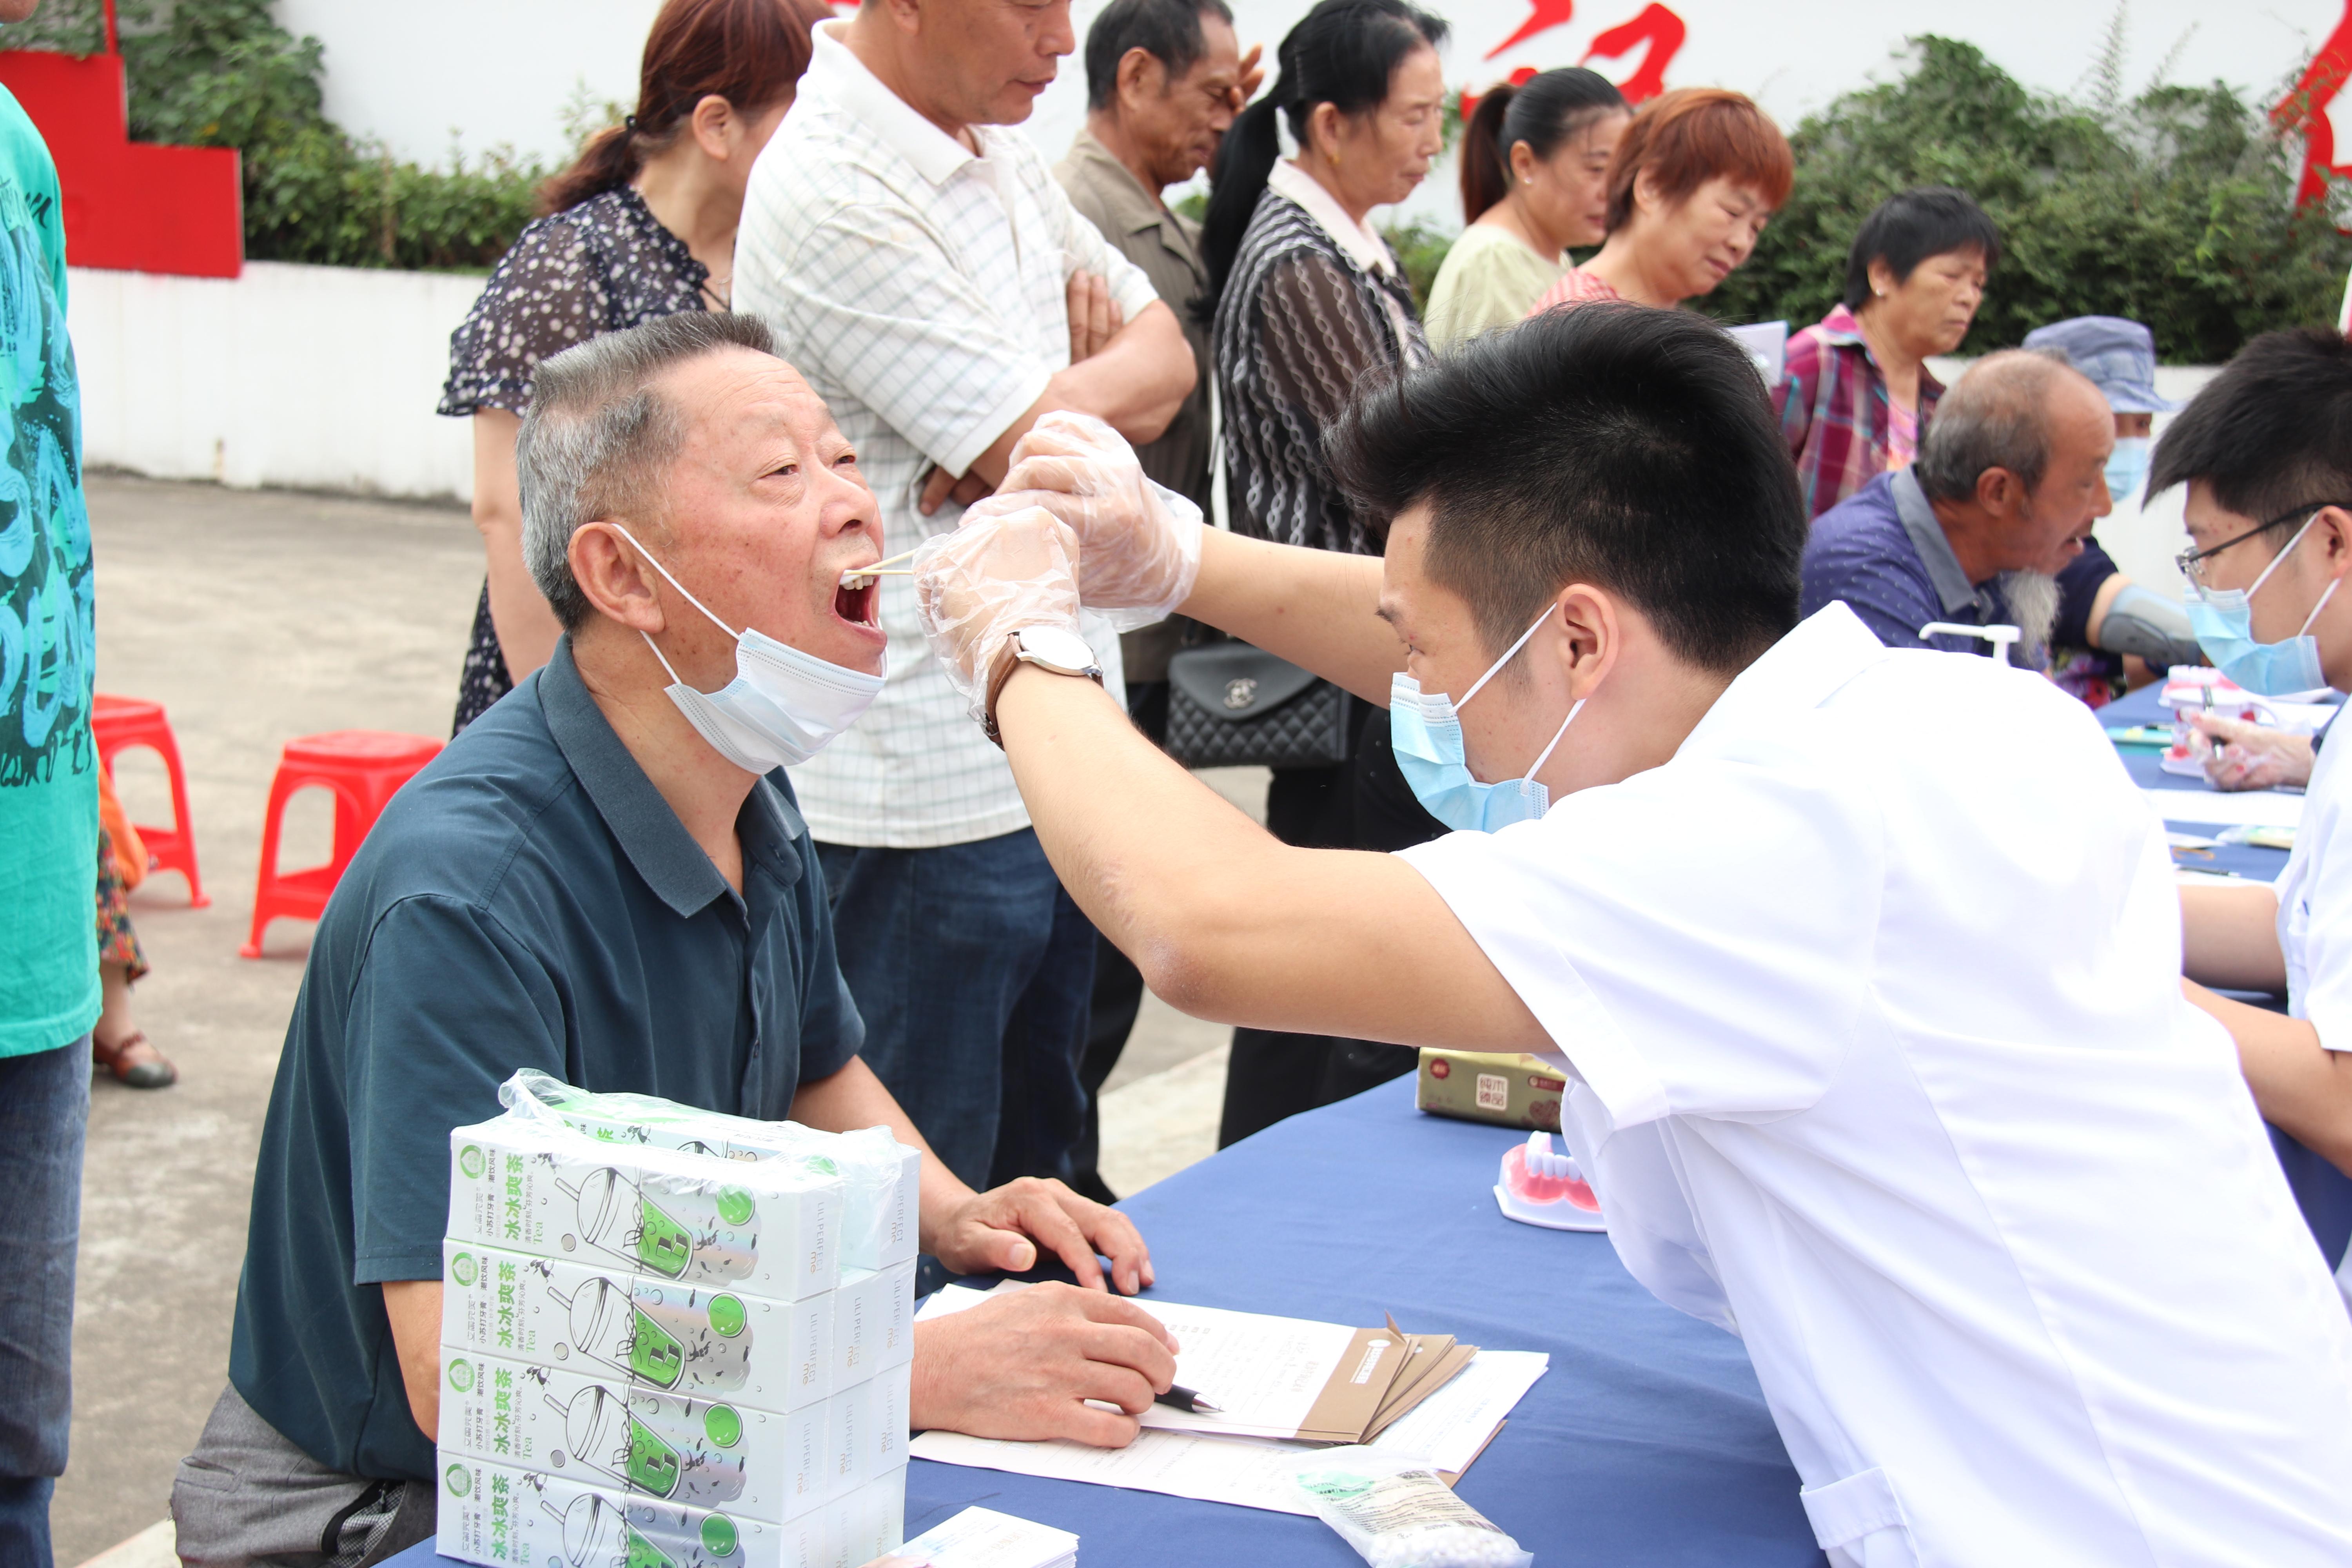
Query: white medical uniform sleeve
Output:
[[2288, 739, 2352, 1052], [1399, 763, 1880, 1128]]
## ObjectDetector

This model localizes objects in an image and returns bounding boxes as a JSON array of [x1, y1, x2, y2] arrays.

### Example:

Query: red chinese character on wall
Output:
[[2275, 0, 2352, 210], [1477, 0, 1686, 105]]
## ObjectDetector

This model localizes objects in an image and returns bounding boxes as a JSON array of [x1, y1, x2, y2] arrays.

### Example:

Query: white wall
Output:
[[69, 262, 486, 503], [274, 0, 2344, 234]]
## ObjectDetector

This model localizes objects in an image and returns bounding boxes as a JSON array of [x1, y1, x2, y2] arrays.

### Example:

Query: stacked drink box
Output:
[[435, 1074, 920, 1568]]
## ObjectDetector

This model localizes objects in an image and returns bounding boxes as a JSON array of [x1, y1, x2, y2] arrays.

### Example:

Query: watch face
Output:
[[1019, 626, 1098, 674]]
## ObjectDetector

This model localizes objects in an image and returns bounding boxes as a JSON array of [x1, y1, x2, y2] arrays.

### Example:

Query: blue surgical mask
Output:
[[1391, 608, 1583, 833], [2185, 514, 2341, 696], [2105, 436, 2150, 500]]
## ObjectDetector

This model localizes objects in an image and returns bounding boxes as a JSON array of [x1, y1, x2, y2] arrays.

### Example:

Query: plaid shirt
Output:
[[736, 23, 1154, 848], [1775, 304, 1943, 521]]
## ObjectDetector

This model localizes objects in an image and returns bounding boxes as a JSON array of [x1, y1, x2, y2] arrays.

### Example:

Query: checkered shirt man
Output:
[[736, 21, 1158, 850]]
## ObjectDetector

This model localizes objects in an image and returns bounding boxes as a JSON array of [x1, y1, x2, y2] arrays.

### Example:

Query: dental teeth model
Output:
[[1493, 1131, 1606, 1232], [438, 1074, 917, 1568]]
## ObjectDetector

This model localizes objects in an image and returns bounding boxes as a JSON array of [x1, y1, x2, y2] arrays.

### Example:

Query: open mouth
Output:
[[834, 575, 878, 627]]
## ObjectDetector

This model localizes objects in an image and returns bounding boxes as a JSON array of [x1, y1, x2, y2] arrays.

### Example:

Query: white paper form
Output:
[[894, 1505, 1078, 1568], [1365, 1351, 1549, 1474], [2142, 786, 2306, 828], [909, 1427, 1319, 1516], [1136, 1301, 1359, 1437], [909, 1350, 1551, 1514]]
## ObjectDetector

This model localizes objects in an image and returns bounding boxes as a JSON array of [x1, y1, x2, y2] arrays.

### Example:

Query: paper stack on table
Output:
[[909, 1286, 1548, 1515], [893, 1506, 1078, 1567], [433, 1073, 922, 1568]]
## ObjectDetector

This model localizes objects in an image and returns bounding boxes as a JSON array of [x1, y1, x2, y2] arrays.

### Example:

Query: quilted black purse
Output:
[[1163, 642, 1352, 769]]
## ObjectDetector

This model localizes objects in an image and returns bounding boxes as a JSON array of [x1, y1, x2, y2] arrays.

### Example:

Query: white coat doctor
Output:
[[2171, 327, 2352, 1311], [916, 305, 2352, 1567]]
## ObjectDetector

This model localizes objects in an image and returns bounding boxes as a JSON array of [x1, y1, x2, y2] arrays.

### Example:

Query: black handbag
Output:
[[1163, 642, 1352, 769]]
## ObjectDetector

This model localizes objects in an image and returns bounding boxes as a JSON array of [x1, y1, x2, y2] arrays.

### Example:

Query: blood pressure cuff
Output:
[[2094, 583, 2204, 670]]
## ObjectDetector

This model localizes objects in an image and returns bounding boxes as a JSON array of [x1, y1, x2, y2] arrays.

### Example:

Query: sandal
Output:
[[93, 1029, 178, 1089]]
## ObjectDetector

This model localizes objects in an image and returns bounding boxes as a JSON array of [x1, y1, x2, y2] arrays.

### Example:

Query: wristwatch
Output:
[[985, 626, 1104, 747]]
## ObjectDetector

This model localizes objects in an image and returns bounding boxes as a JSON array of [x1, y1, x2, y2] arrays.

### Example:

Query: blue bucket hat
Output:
[[2019, 315, 2178, 413]]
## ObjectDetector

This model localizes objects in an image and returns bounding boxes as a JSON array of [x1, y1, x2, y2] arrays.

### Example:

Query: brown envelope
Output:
[[1292, 1326, 1418, 1443]]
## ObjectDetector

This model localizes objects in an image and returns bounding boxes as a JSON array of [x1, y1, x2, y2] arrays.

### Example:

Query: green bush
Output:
[[6, 0, 546, 270], [1700, 35, 2352, 362]]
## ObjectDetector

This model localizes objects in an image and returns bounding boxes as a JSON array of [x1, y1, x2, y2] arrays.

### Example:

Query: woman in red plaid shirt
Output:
[[1778, 186, 1999, 519]]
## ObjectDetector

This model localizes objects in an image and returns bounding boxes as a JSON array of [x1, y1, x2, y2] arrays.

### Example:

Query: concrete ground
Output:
[[56, 475, 1251, 1567]]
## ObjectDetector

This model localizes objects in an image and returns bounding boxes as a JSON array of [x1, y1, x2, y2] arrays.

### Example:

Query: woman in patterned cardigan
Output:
[[1197, 0, 1450, 1146]]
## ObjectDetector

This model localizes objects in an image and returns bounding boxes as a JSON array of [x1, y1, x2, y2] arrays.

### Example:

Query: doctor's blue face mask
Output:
[[2183, 511, 2343, 697], [1390, 606, 1585, 833]]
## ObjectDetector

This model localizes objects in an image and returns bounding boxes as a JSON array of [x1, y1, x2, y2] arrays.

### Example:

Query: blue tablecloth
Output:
[[2100, 682, 2299, 880], [392, 1078, 1823, 1567]]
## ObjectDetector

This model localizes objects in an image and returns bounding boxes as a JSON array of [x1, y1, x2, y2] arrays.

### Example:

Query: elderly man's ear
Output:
[[571, 519, 671, 634], [1973, 466, 2027, 521]]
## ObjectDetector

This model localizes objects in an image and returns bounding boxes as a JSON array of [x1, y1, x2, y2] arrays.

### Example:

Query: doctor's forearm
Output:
[[2179, 885, 2288, 992], [1178, 529, 1405, 704], [2184, 982, 2352, 1174], [995, 666, 1553, 1052]]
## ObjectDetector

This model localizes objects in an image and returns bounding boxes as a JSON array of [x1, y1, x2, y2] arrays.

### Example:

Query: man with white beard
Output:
[[1799, 350, 2112, 664]]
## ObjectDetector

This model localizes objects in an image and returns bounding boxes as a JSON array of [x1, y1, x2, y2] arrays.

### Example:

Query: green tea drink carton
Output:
[[835, 1463, 909, 1567], [830, 1262, 916, 1388], [437, 1351, 828, 1523], [824, 1367, 913, 1501], [449, 1117, 843, 1303], [503, 1072, 920, 1272], [436, 1457, 840, 1568], [441, 1243, 832, 1414]]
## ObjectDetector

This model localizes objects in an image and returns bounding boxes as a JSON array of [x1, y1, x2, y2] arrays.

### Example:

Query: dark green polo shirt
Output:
[[227, 639, 863, 1483]]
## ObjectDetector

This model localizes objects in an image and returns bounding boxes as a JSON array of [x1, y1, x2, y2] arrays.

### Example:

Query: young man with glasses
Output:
[[2172, 328, 2352, 1307]]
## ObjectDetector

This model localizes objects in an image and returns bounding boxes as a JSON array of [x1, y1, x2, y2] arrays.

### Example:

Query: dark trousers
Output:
[[817, 828, 1096, 1192], [1218, 702, 1444, 1147], [0, 1037, 90, 1568]]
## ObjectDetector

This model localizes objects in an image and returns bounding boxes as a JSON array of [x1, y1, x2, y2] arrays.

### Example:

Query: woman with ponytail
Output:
[[1199, 0, 1450, 1147], [1423, 69, 1626, 349], [435, 0, 827, 734]]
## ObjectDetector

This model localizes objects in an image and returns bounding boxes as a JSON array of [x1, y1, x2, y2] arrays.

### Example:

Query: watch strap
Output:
[[983, 632, 1103, 748]]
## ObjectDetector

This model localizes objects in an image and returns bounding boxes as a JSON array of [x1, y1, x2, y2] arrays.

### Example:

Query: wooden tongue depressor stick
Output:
[[843, 546, 922, 583]]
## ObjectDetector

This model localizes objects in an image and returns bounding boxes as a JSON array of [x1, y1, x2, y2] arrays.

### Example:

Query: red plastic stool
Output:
[[91, 693, 210, 907], [241, 730, 444, 958]]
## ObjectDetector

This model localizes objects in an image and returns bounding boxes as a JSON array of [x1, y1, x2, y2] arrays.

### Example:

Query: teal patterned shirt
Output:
[[0, 81, 96, 1058]]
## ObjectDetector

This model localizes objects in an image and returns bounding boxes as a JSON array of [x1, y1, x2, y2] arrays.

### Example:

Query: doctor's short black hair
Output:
[[2149, 327, 2352, 528], [1330, 303, 1805, 674]]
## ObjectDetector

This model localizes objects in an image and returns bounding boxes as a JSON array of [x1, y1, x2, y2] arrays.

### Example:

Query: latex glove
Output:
[[2188, 711, 2315, 792], [913, 504, 1084, 719], [926, 1175, 1154, 1295], [964, 410, 1203, 631], [908, 1281, 1179, 1449]]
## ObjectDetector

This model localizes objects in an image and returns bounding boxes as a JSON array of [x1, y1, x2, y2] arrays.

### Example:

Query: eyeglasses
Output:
[[2176, 503, 2352, 588]]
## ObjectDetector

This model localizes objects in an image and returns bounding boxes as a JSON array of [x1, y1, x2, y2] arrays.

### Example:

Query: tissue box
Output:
[[441, 1242, 831, 1412], [831, 1262, 916, 1387], [1415, 1048, 1566, 1132], [448, 1118, 844, 1302]]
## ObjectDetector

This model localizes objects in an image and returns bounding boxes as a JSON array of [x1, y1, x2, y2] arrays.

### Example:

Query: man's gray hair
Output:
[[1914, 347, 2079, 506], [516, 312, 776, 629]]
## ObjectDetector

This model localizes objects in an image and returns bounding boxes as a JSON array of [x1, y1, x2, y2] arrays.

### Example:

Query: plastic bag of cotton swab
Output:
[[1287, 1448, 1532, 1568]]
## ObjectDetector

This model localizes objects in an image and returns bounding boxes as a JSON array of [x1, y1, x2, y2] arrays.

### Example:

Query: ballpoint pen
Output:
[[1155, 1383, 1221, 1414]]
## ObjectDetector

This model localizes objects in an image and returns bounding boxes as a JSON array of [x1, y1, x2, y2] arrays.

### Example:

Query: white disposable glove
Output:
[[913, 505, 1085, 721], [962, 410, 1203, 631]]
